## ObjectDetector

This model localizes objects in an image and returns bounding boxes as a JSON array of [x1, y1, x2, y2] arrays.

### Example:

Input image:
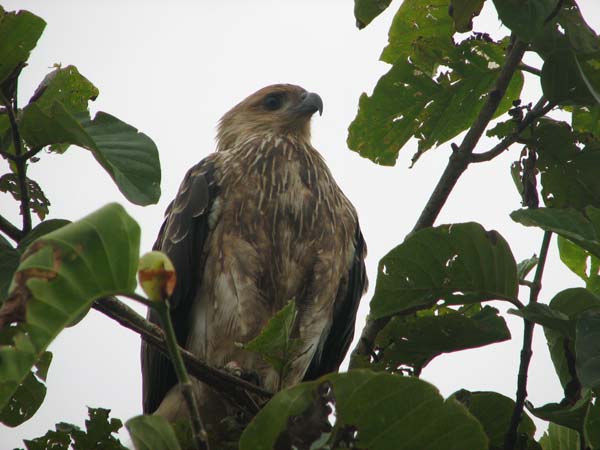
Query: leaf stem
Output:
[[0, 91, 32, 234], [0, 213, 24, 242], [503, 230, 552, 450], [154, 300, 210, 450], [519, 63, 541, 76], [350, 38, 529, 367]]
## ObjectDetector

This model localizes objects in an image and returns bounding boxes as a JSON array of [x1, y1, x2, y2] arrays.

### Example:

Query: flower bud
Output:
[[137, 251, 176, 302]]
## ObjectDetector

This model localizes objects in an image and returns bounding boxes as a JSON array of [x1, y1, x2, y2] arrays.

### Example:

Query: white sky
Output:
[[1, 1, 600, 448]]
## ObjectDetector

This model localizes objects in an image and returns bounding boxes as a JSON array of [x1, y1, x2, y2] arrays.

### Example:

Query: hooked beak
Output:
[[295, 91, 323, 116]]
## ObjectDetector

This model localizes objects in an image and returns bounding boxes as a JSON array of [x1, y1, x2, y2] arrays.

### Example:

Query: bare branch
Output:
[[350, 39, 529, 367], [503, 231, 552, 450], [519, 63, 541, 76], [471, 98, 554, 163], [93, 297, 271, 412], [0, 91, 32, 233]]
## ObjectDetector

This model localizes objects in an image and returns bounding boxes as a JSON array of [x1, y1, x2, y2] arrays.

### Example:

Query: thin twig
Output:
[[503, 231, 552, 450], [471, 99, 554, 163], [0, 213, 24, 242], [0, 91, 32, 233], [156, 301, 209, 450], [93, 297, 271, 406], [350, 39, 529, 367], [519, 63, 541, 76]]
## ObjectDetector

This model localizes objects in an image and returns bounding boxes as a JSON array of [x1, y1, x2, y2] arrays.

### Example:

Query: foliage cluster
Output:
[[1, 0, 600, 449]]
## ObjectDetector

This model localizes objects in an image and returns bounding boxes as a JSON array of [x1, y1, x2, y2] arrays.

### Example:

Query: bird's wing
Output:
[[141, 158, 218, 414], [304, 224, 368, 379]]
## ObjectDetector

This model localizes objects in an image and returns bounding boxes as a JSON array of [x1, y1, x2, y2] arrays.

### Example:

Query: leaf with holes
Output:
[[370, 222, 518, 320], [372, 305, 510, 374], [240, 370, 488, 450], [0, 203, 139, 412], [0, 174, 50, 221]]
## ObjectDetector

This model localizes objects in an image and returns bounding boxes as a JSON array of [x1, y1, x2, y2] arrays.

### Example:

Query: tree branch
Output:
[[519, 63, 541, 76], [93, 297, 271, 412], [0, 91, 32, 233], [350, 39, 529, 367], [471, 98, 554, 163], [0, 213, 24, 242], [503, 230, 552, 450]]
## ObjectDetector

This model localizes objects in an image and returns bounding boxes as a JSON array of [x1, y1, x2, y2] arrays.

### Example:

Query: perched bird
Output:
[[141, 84, 367, 435]]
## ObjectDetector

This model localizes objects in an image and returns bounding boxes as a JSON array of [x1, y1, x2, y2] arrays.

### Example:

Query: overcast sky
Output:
[[2, 1, 600, 448]]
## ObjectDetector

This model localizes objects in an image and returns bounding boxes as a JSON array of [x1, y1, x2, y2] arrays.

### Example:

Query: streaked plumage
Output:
[[141, 84, 367, 433]]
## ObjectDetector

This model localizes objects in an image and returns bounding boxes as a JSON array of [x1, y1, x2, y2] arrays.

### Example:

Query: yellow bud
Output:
[[138, 251, 176, 302]]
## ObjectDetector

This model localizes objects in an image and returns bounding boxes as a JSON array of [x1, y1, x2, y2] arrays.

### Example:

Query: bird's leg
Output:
[[223, 361, 261, 386]]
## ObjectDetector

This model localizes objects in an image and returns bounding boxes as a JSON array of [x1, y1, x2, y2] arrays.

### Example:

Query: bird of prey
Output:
[[141, 84, 367, 435]]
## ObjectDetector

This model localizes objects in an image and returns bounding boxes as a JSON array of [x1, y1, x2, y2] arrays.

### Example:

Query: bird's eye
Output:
[[263, 93, 283, 111]]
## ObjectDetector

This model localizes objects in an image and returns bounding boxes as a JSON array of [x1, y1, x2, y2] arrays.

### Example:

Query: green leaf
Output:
[[244, 300, 301, 379], [540, 423, 580, 450], [20, 104, 161, 206], [0, 8, 46, 86], [543, 288, 600, 389], [126, 415, 182, 450], [575, 309, 600, 389], [240, 370, 488, 450], [517, 255, 539, 281], [542, 50, 600, 106], [572, 105, 600, 136], [452, 390, 536, 449], [527, 392, 591, 433], [558, 236, 600, 294], [449, 0, 485, 32], [508, 303, 571, 336], [353, 0, 393, 29], [370, 222, 518, 320], [556, 0, 600, 55], [348, 34, 523, 165], [0, 174, 51, 221], [0, 203, 140, 411], [373, 305, 510, 374], [584, 399, 600, 449], [0, 351, 51, 427], [18, 219, 71, 252], [0, 234, 20, 302], [491, 0, 557, 43], [26, 65, 99, 153]]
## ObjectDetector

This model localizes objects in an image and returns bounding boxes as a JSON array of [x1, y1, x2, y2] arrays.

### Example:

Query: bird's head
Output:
[[217, 84, 323, 150]]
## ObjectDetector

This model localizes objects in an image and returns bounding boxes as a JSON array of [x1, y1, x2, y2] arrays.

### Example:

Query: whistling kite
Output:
[[141, 84, 367, 429]]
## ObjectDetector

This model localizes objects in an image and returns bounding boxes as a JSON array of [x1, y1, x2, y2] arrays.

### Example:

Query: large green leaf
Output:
[[0, 234, 20, 302], [511, 207, 600, 259], [527, 392, 591, 433], [0, 203, 140, 411], [372, 305, 510, 374], [126, 415, 181, 450], [491, 0, 557, 43], [353, 0, 393, 29], [509, 303, 572, 336], [0, 8, 45, 87], [543, 288, 600, 389], [584, 399, 600, 449], [452, 390, 536, 450], [540, 423, 581, 450], [575, 309, 600, 389], [558, 236, 600, 295], [20, 103, 161, 206], [542, 50, 600, 106], [240, 370, 488, 450], [370, 222, 518, 320]]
